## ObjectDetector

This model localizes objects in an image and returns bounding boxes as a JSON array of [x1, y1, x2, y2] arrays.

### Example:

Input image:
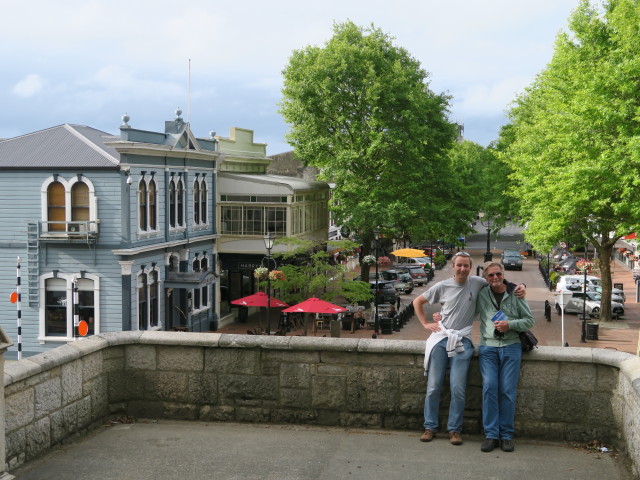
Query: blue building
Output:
[[0, 111, 220, 357]]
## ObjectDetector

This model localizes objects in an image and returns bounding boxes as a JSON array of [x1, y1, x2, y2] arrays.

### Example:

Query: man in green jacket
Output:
[[477, 262, 534, 453]]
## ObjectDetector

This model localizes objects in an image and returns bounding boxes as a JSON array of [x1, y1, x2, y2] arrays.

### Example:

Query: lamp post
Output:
[[374, 227, 380, 336], [263, 232, 275, 335], [477, 212, 493, 262], [556, 291, 572, 347]]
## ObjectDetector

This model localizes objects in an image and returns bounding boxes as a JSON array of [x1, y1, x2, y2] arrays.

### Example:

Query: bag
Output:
[[519, 331, 538, 352]]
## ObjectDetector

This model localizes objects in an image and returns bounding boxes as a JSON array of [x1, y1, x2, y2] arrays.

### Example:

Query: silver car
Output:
[[555, 291, 624, 318]]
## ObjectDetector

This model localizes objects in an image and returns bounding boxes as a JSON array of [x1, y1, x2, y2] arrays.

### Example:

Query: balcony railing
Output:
[[39, 220, 99, 239]]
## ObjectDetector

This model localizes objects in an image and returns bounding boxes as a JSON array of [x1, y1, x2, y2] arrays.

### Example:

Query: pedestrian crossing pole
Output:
[[72, 277, 79, 340], [15, 256, 22, 360]]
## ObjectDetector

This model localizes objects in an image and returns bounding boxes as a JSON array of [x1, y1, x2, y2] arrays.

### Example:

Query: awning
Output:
[[624, 232, 637, 240], [164, 271, 217, 289]]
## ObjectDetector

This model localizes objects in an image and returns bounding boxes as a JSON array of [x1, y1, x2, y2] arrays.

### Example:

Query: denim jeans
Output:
[[478, 343, 522, 440], [423, 337, 474, 433]]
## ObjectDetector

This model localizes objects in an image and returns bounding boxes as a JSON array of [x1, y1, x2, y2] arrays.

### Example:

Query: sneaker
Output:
[[448, 431, 463, 445], [500, 439, 515, 452], [481, 438, 499, 452], [419, 429, 435, 442]]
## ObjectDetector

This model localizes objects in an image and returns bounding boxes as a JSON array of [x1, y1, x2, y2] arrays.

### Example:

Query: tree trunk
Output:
[[595, 241, 615, 322]]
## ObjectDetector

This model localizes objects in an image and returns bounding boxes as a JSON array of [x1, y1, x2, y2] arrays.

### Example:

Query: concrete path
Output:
[[10, 421, 632, 480]]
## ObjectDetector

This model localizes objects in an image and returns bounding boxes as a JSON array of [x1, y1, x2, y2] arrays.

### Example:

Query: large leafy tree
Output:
[[279, 21, 457, 277], [504, 0, 640, 320]]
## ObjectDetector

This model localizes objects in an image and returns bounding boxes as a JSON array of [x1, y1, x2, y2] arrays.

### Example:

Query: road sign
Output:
[[78, 320, 89, 337], [10, 292, 18, 303]]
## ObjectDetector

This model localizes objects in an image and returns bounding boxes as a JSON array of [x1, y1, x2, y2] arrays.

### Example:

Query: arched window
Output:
[[169, 181, 176, 228], [148, 179, 157, 230], [42, 273, 98, 338], [138, 180, 147, 230], [191, 256, 210, 312], [138, 273, 148, 330], [47, 181, 66, 232], [193, 180, 200, 225], [200, 181, 207, 225], [149, 270, 159, 327], [177, 178, 184, 227], [137, 269, 161, 330], [71, 182, 89, 230]]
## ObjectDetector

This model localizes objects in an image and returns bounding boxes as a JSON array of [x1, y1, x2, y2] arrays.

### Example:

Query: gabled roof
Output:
[[0, 124, 120, 169]]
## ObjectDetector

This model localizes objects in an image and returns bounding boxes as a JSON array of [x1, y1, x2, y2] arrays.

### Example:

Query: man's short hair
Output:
[[452, 251, 473, 267], [482, 262, 504, 278]]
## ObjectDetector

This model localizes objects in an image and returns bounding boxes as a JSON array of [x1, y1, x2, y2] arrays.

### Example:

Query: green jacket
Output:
[[476, 283, 535, 347]]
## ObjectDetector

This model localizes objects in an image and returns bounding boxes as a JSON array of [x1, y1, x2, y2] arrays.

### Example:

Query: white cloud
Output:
[[12, 74, 45, 98], [454, 76, 532, 117]]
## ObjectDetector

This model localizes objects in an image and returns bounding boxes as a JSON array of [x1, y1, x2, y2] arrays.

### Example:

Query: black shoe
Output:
[[500, 439, 515, 452], [481, 438, 499, 452]]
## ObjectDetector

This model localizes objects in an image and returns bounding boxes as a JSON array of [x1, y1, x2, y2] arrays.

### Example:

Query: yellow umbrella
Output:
[[390, 248, 427, 258]]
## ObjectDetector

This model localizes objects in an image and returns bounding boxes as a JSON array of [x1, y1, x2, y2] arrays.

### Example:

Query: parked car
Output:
[[556, 274, 625, 301], [585, 284, 625, 304], [368, 280, 399, 304], [554, 291, 624, 318], [501, 250, 523, 271], [369, 270, 414, 294], [395, 264, 428, 286], [404, 257, 432, 268]]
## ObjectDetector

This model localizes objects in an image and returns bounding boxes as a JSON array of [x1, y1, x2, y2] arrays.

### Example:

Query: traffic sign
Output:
[[78, 320, 89, 337], [10, 292, 18, 304]]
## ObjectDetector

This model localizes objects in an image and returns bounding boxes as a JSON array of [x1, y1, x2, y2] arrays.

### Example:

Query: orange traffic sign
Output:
[[78, 320, 89, 337], [10, 292, 18, 304]]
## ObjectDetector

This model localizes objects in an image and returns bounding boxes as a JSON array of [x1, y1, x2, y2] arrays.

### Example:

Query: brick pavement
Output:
[[218, 252, 640, 355]]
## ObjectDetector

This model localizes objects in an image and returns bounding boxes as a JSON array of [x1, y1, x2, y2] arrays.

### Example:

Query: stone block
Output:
[[398, 367, 425, 393], [125, 345, 156, 370], [317, 365, 346, 376], [312, 375, 346, 409], [50, 403, 78, 444], [126, 400, 164, 418], [85, 375, 108, 418], [6, 388, 34, 431], [236, 406, 271, 423], [199, 405, 235, 422], [186, 372, 217, 404], [81, 351, 103, 381], [338, 412, 383, 428], [558, 362, 597, 391], [543, 391, 589, 423], [596, 364, 618, 391], [398, 392, 423, 413], [205, 348, 259, 374], [61, 360, 83, 404], [280, 387, 311, 408], [346, 367, 399, 413], [157, 346, 204, 372], [34, 377, 62, 419], [163, 402, 199, 420], [108, 370, 145, 402], [271, 408, 317, 425], [76, 396, 93, 429], [25, 417, 51, 461], [519, 361, 560, 389], [144, 371, 189, 402], [516, 389, 545, 420], [587, 392, 615, 426], [280, 363, 311, 388], [5, 428, 26, 465], [218, 374, 279, 402]]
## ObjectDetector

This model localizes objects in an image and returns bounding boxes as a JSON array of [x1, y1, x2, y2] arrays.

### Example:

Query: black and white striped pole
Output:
[[72, 277, 79, 340], [15, 257, 22, 360]]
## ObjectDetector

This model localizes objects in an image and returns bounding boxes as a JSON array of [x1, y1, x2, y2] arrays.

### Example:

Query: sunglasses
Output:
[[487, 272, 504, 278], [453, 252, 471, 258]]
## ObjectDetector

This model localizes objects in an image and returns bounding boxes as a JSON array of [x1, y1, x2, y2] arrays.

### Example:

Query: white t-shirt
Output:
[[421, 276, 487, 330]]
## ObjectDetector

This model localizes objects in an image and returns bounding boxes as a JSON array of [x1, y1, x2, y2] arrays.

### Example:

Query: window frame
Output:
[[41, 176, 97, 234]]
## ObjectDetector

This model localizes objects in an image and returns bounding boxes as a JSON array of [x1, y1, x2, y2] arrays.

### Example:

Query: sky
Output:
[[1, 0, 580, 155]]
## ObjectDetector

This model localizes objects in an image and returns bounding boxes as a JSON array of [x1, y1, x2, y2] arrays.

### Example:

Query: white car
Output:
[[556, 274, 625, 301], [555, 291, 624, 318]]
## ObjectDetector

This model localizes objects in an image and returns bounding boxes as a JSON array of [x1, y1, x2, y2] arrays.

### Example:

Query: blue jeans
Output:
[[423, 337, 474, 433], [478, 343, 522, 440]]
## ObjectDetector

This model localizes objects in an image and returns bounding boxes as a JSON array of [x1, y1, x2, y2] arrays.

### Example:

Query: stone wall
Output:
[[4, 332, 640, 477]]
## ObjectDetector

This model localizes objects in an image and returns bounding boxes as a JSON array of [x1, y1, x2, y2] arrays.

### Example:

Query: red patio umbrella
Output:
[[230, 292, 288, 308], [282, 297, 348, 314]]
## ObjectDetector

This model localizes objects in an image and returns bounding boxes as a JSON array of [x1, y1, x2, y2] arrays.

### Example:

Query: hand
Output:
[[494, 320, 509, 333], [426, 321, 441, 333], [432, 312, 442, 322], [514, 283, 526, 299]]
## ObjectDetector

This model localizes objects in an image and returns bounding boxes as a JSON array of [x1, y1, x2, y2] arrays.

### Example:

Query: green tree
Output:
[[279, 21, 457, 278], [504, 0, 640, 321]]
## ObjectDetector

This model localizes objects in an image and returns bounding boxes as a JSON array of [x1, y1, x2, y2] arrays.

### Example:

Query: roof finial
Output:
[[121, 113, 130, 128], [175, 108, 183, 123]]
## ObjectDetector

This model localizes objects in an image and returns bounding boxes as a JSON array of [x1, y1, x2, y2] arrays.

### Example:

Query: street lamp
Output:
[[373, 227, 380, 336], [555, 291, 572, 347], [263, 232, 275, 335], [477, 212, 493, 262]]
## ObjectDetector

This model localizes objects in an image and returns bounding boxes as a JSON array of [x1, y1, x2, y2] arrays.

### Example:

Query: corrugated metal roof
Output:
[[220, 172, 329, 191], [0, 124, 120, 169]]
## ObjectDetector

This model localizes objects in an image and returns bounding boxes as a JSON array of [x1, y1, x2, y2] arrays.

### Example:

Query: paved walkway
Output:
[[11, 421, 632, 480]]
